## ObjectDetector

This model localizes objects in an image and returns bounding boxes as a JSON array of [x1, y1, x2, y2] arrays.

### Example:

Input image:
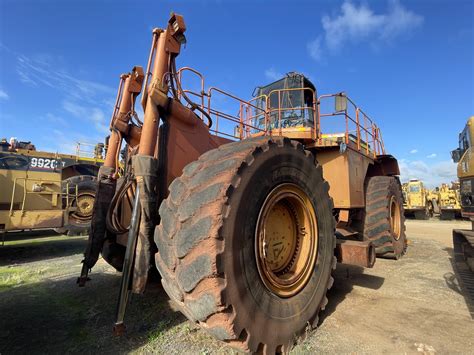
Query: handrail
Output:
[[75, 142, 106, 161], [207, 87, 267, 138], [177, 67, 206, 119], [317, 93, 385, 157], [175, 66, 386, 156]]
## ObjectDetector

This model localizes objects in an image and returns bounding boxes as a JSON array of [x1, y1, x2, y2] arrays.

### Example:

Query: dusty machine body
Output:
[[79, 14, 406, 353], [402, 179, 433, 219], [452, 116, 474, 273], [434, 183, 461, 220], [0, 139, 104, 235]]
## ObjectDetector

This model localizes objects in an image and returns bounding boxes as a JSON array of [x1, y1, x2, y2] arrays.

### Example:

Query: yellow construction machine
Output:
[[452, 116, 474, 273], [402, 179, 433, 219], [0, 138, 104, 236], [434, 183, 461, 220]]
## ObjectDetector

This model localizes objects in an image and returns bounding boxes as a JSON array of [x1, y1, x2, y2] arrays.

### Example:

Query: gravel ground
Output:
[[0, 219, 473, 354]]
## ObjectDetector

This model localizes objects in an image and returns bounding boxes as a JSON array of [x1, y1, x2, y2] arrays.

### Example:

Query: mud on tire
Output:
[[154, 137, 336, 353], [363, 176, 407, 258]]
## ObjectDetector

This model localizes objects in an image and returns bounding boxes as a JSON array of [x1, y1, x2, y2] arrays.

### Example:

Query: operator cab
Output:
[[252, 72, 316, 139], [408, 179, 422, 193]]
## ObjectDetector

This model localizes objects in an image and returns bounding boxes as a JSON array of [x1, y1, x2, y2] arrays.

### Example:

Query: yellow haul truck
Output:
[[0, 138, 104, 236], [402, 179, 432, 220], [452, 116, 474, 272]]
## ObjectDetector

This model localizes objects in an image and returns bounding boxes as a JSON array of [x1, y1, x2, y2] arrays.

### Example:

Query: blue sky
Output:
[[0, 0, 472, 187]]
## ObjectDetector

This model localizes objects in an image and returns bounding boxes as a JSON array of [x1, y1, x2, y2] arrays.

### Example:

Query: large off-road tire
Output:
[[62, 175, 97, 236], [414, 207, 430, 220], [440, 210, 455, 220], [154, 137, 336, 353], [363, 176, 407, 258]]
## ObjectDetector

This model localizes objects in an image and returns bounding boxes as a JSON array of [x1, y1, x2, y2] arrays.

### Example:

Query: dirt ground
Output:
[[0, 219, 473, 354]]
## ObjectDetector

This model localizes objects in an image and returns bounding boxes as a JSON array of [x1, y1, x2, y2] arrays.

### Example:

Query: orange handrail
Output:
[[174, 67, 386, 157]]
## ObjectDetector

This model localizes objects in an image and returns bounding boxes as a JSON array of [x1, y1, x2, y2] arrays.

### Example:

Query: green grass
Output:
[[3, 234, 84, 247], [147, 319, 173, 342], [0, 265, 53, 291], [0, 266, 30, 290]]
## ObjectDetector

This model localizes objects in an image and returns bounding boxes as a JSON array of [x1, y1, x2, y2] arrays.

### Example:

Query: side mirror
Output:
[[234, 125, 242, 139], [335, 94, 347, 112], [451, 148, 461, 163]]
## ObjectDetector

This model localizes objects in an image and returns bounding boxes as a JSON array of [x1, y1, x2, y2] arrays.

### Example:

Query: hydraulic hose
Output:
[[106, 174, 135, 235]]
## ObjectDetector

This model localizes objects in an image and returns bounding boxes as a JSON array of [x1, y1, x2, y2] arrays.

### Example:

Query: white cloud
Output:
[[308, 0, 423, 60], [264, 67, 283, 81], [0, 45, 112, 153], [45, 112, 68, 126], [16, 54, 113, 103], [11, 50, 114, 139], [426, 153, 437, 158], [307, 37, 323, 61], [399, 159, 457, 188], [379, 0, 425, 40], [410, 149, 418, 154], [0, 89, 9, 100], [322, 1, 384, 50], [63, 100, 109, 134], [46, 129, 98, 155], [63, 100, 86, 117]]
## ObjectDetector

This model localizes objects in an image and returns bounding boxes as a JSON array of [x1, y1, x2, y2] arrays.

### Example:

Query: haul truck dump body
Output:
[[78, 14, 406, 354]]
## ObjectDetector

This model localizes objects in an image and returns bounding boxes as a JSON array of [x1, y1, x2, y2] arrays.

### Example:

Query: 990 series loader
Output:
[[79, 14, 407, 354]]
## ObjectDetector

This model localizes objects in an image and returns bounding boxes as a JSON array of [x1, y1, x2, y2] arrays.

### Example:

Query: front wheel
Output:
[[440, 210, 455, 220], [154, 137, 336, 353], [414, 208, 430, 220]]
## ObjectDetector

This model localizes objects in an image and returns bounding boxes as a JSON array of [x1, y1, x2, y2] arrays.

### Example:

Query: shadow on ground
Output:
[[0, 232, 87, 266], [443, 246, 474, 319], [0, 272, 185, 354], [2, 229, 61, 242], [319, 264, 385, 325]]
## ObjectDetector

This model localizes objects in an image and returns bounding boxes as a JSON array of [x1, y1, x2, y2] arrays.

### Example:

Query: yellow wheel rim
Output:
[[390, 196, 401, 240], [72, 193, 95, 220], [255, 183, 318, 298]]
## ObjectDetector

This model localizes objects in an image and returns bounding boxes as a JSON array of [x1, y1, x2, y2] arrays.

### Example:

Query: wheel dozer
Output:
[[402, 179, 433, 220], [79, 14, 407, 353], [436, 183, 462, 220]]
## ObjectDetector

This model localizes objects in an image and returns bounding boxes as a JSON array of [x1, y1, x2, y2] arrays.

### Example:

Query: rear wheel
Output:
[[363, 176, 407, 258], [154, 137, 336, 353], [62, 175, 97, 236]]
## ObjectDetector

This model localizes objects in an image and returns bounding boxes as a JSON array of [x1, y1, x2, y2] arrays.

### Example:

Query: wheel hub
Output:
[[255, 183, 318, 298], [71, 193, 95, 220]]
